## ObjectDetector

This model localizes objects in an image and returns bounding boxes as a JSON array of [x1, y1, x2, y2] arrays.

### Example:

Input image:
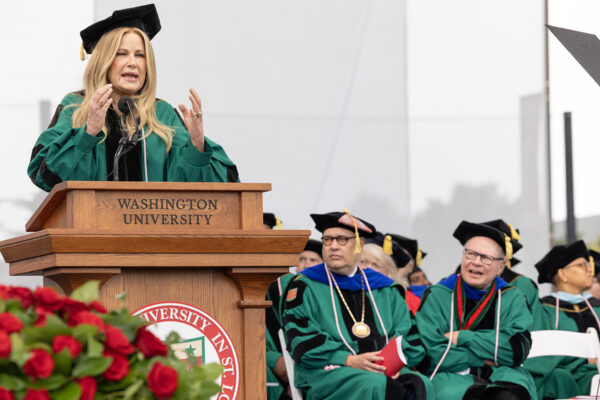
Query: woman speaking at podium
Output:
[[28, 4, 239, 192]]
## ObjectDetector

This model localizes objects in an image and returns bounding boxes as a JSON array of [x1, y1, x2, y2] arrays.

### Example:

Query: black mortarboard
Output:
[[388, 233, 427, 267], [80, 4, 161, 54], [310, 211, 376, 238], [482, 219, 523, 255], [263, 213, 282, 229], [547, 25, 600, 88], [453, 220, 514, 258], [591, 249, 600, 264], [534, 240, 589, 284], [303, 239, 323, 256], [366, 233, 412, 269]]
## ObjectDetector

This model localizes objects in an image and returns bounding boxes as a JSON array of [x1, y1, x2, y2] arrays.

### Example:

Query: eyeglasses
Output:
[[322, 235, 355, 246], [564, 261, 590, 271], [463, 248, 504, 266]]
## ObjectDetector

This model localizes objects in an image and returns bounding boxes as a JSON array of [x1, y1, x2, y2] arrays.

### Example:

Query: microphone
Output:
[[117, 96, 140, 143]]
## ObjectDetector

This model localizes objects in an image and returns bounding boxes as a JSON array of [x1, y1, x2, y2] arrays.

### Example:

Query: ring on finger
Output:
[[196, 112, 202, 118]]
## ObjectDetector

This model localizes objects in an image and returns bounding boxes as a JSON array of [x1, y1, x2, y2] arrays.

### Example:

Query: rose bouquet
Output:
[[0, 281, 222, 400]]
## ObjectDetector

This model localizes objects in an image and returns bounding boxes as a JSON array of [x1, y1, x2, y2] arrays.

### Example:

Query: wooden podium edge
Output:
[[26, 181, 272, 232]]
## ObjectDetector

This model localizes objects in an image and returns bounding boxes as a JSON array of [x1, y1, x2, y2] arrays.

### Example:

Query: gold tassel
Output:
[[275, 216, 282, 230], [507, 223, 520, 240], [383, 235, 393, 255], [590, 255, 595, 277], [80, 41, 86, 61], [416, 248, 423, 267], [342, 209, 361, 254], [507, 259, 512, 269], [504, 235, 513, 260]]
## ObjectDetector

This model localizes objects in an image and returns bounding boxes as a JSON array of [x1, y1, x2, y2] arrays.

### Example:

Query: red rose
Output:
[[0, 312, 24, 334], [0, 387, 14, 400], [34, 308, 48, 327], [69, 311, 104, 330], [62, 298, 89, 319], [0, 331, 10, 358], [52, 335, 82, 358], [24, 349, 54, 379], [23, 389, 49, 400], [33, 288, 62, 312], [89, 301, 107, 314], [104, 325, 134, 356], [148, 361, 178, 400], [135, 327, 167, 357], [77, 377, 97, 400], [7, 287, 33, 308], [103, 351, 129, 381], [0, 286, 8, 301]]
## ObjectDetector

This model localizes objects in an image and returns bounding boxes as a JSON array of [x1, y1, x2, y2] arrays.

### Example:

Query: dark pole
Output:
[[564, 112, 576, 242]]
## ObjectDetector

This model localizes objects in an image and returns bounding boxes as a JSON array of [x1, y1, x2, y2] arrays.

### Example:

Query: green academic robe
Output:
[[282, 264, 433, 400], [523, 295, 600, 399], [415, 275, 537, 400], [28, 92, 239, 192], [266, 274, 296, 400], [501, 268, 539, 310]]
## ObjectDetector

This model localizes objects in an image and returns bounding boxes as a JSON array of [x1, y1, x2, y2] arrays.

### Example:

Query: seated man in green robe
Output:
[[282, 211, 433, 400], [415, 221, 536, 400], [523, 240, 600, 399]]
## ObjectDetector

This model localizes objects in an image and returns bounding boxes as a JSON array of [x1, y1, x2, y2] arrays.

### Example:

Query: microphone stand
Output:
[[113, 97, 141, 181]]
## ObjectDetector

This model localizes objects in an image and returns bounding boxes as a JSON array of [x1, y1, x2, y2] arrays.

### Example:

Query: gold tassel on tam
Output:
[[504, 235, 513, 261], [342, 209, 361, 254], [507, 259, 512, 269], [275, 216, 282, 230], [80, 42, 86, 61], [507, 223, 520, 240], [383, 235, 393, 255], [416, 248, 423, 267], [590, 256, 595, 277]]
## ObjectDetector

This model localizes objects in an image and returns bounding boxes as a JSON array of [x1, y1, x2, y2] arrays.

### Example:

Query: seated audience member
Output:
[[360, 233, 411, 283], [415, 220, 536, 400], [282, 211, 433, 399], [588, 249, 600, 299], [390, 234, 430, 305], [264, 213, 282, 230], [523, 240, 600, 399], [408, 267, 431, 298], [266, 237, 324, 399], [482, 220, 540, 310], [360, 234, 422, 314]]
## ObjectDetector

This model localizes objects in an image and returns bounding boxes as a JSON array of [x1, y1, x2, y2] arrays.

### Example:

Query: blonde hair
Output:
[[72, 27, 174, 151], [361, 244, 404, 286]]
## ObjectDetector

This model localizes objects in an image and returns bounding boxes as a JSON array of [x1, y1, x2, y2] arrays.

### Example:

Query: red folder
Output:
[[375, 336, 407, 377]]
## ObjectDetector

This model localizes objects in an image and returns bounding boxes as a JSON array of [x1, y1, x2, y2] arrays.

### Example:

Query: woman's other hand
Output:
[[86, 84, 113, 136], [178, 88, 205, 152]]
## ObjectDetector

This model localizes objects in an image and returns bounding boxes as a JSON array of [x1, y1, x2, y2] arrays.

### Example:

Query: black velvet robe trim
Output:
[[335, 289, 387, 353]]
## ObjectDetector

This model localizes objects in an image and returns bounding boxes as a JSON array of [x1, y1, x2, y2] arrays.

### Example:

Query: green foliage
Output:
[[72, 356, 112, 377], [70, 281, 100, 303]]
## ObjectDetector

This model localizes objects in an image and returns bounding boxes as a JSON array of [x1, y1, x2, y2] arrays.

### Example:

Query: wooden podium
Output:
[[0, 181, 310, 400]]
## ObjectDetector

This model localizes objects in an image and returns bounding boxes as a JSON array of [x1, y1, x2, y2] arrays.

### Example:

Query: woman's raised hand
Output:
[[86, 84, 113, 136], [178, 88, 205, 152]]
